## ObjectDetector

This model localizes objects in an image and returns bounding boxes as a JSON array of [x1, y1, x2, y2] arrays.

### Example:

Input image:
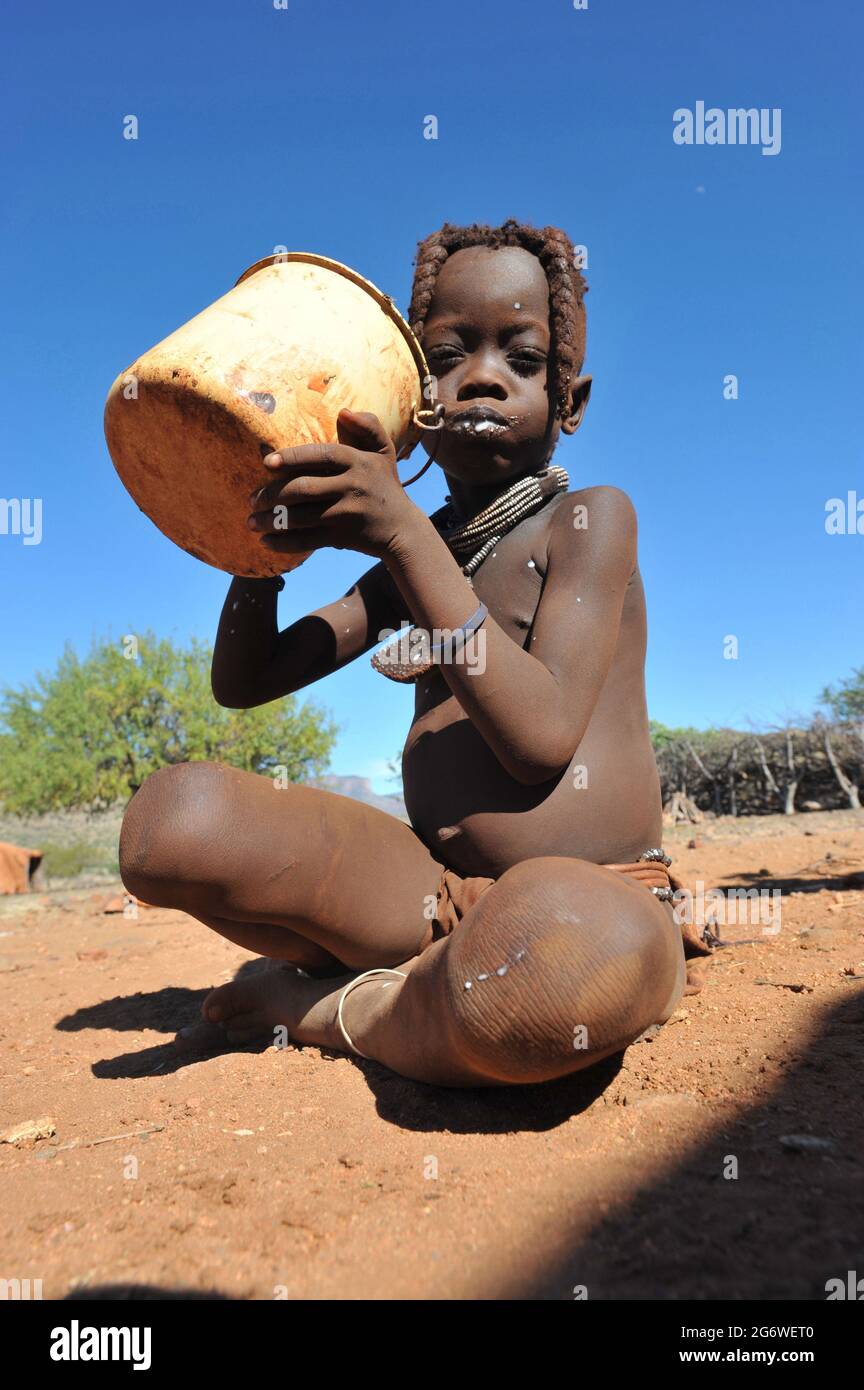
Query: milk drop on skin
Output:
[[464, 949, 526, 991]]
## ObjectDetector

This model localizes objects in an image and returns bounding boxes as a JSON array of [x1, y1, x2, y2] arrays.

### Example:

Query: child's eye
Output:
[[425, 347, 464, 376], [508, 351, 547, 376], [427, 347, 463, 365]]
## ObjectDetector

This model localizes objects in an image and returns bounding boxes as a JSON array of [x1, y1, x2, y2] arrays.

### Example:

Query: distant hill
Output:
[[312, 774, 408, 821]]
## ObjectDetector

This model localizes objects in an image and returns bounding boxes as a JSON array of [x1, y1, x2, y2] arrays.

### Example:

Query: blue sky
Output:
[[1, 0, 861, 792]]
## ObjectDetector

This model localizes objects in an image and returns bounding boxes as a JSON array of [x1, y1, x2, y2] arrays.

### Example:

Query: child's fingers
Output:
[[260, 525, 333, 553], [250, 473, 344, 510], [249, 500, 336, 533], [334, 408, 393, 457], [260, 442, 353, 475]]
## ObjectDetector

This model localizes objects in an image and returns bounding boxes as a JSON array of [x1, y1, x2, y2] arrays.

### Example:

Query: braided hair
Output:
[[408, 219, 588, 421]]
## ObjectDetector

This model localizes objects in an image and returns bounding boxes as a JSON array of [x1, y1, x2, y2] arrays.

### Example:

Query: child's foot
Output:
[[174, 964, 351, 1055]]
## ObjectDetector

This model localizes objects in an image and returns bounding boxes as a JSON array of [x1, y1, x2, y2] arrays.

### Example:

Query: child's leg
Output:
[[199, 856, 686, 1085], [119, 762, 443, 972]]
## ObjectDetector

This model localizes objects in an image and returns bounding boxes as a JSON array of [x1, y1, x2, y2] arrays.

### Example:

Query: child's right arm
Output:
[[211, 561, 407, 708]]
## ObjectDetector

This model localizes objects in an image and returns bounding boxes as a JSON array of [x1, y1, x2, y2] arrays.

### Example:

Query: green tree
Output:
[[648, 719, 704, 750], [820, 666, 864, 722], [0, 632, 337, 813]]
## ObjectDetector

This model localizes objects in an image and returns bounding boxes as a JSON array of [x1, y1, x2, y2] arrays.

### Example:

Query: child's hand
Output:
[[247, 410, 418, 560]]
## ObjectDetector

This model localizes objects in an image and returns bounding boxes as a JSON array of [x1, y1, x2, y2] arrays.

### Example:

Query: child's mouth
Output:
[[445, 404, 512, 441]]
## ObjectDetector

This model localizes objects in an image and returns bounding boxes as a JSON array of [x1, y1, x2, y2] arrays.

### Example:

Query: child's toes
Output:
[[202, 979, 255, 1024], [174, 1020, 226, 1055], [224, 1011, 269, 1044]]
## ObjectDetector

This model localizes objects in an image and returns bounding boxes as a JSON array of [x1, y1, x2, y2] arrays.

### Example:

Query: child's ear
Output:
[[560, 375, 592, 435]]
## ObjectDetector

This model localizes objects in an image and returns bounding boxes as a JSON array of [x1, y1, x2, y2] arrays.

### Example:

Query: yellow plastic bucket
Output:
[[104, 252, 431, 577]]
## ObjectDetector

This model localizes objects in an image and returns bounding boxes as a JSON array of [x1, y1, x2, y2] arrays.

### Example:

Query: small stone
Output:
[[779, 1134, 835, 1154], [0, 1116, 57, 1146], [799, 926, 847, 951], [634, 1024, 662, 1044]]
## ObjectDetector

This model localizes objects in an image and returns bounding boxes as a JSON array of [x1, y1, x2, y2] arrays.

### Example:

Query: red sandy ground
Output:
[[1, 812, 862, 1301]]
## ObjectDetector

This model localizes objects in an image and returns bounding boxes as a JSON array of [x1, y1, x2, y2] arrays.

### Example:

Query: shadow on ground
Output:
[[720, 871, 864, 895], [362, 1051, 623, 1134], [56, 960, 274, 1077], [482, 988, 864, 1299], [63, 1284, 234, 1300], [55, 957, 625, 1127]]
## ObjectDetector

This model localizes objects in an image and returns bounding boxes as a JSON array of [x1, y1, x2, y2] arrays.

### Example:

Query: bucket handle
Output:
[[412, 404, 445, 432], [397, 403, 446, 487]]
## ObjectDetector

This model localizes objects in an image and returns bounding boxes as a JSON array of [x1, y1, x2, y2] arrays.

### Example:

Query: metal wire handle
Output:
[[397, 403, 446, 486]]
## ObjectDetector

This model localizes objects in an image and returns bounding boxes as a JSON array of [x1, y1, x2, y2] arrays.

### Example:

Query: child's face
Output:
[[418, 245, 574, 483]]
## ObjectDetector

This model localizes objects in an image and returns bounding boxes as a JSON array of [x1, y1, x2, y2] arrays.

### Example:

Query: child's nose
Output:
[[456, 350, 509, 402]]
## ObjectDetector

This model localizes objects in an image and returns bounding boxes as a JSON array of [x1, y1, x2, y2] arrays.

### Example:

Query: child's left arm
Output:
[[384, 483, 637, 784]]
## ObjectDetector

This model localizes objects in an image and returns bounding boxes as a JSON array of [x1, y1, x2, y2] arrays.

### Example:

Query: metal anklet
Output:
[[641, 848, 674, 901], [336, 968, 407, 1059], [640, 847, 672, 867]]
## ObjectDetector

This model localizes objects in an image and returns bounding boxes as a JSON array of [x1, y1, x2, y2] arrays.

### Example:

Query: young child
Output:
[[119, 219, 692, 1087]]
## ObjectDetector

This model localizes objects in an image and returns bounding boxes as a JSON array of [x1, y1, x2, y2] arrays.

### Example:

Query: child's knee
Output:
[[119, 761, 229, 898], [443, 857, 680, 1083]]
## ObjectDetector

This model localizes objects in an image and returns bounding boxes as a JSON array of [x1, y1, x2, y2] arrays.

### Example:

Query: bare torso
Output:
[[397, 492, 663, 876]]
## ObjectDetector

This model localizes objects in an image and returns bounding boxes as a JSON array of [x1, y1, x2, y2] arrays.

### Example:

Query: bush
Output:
[[38, 842, 118, 879], [0, 633, 337, 814]]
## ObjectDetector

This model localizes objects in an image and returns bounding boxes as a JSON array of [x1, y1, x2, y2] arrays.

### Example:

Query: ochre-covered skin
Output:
[[119, 242, 686, 1088], [104, 254, 426, 576]]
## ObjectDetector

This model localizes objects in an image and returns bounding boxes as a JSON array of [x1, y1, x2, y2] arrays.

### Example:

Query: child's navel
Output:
[[436, 825, 462, 841]]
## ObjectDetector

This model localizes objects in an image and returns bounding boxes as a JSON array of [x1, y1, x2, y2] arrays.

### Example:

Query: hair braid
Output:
[[408, 219, 588, 420]]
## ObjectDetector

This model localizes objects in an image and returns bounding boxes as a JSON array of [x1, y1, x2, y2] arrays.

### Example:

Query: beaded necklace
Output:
[[371, 465, 569, 682]]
